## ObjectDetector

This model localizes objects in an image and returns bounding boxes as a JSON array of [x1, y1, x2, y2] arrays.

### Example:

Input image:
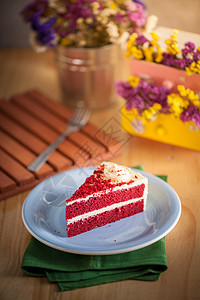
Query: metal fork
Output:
[[27, 102, 90, 172]]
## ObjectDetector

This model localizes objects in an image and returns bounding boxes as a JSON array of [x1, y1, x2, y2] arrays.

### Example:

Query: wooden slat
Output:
[[0, 101, 73, 169], [0, 149, 35, 186], [11, 94, 66, 132], [0, 170, 16, 193], [25, 89, 72, 120], [69, 131, 106, 156], [56, 139, 90, 164], [0, 130, 53, 179], [0, 112, 73, 171], [82, 122, 124, 156], [0, 101, 62, 143], [11, 95, 91, 164], [26, 89, 121, 154]]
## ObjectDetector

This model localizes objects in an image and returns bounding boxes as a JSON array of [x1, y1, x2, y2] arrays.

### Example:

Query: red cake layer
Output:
[[67, 199, 144, 237], [66, 184, 145, 219]]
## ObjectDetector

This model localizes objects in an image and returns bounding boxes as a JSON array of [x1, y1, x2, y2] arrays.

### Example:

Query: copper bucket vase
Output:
[[55, 44, 120, 110]]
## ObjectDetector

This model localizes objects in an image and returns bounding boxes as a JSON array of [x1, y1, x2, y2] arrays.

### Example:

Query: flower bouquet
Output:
[[21, 0, 149, 109], [21, 0, 148, 52], [117, 76, 200, 128], [117, 30, 200, 150], [125, 29, 200, 75]]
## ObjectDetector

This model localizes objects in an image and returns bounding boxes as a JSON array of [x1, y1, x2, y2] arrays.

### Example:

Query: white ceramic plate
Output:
[[22, 166, 181, 255]]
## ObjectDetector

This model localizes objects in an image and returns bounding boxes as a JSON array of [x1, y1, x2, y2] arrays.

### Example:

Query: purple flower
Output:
[[138, 81, 170, 111], [193, 50, 200, 61], [61, 1, 95, 35], [67, 2, 93, 19], [29, 13, 57, 47], [116, 79, 171, 114], [133, 0, 146, 9], [180, 104, 200, 128], [127, 5, 147, 28], [115, 13, 126, 23], [136, 34, 149, 45], [149, 39, 200, 71], [125, 94, 145, 113], [174, 59, 187, 69], [115, 81, 137, 102], [162, 53, 188, 70], [21, 0, 48, 21], [182, 44, 200, 65], [185, 41, 195, 51], [162, 53, 173, 66]]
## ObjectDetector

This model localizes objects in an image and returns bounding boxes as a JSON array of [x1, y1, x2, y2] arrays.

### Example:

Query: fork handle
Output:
[[27, 128, 74, 172]]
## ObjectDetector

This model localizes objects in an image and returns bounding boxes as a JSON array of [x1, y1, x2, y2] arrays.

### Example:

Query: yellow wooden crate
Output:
[[121, 105, 200, 151], [121, 60, 200, 151]]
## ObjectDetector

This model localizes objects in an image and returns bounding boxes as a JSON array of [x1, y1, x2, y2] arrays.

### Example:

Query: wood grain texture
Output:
[[0, 30, 200, 300], [0, 90, 120, 200]]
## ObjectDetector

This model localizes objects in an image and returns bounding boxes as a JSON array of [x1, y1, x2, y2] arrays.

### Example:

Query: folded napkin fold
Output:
[[21, 166, 168, 291]]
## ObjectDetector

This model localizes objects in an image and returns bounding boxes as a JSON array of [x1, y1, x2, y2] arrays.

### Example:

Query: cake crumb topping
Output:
[[100, 162, 143, 183]]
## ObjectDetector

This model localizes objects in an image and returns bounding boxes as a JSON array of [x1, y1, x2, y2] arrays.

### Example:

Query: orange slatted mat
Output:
[[0, 90, 122, 200]]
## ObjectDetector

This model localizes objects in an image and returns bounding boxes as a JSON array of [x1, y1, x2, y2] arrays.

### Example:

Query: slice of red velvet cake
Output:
[[66, 162, 148, 237]]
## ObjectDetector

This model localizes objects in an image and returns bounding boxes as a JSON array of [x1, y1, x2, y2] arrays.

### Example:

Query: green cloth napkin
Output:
[[21, 166, 168, 291]]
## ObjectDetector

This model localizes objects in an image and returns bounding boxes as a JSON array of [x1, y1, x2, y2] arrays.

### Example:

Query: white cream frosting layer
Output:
[[67, 180, 148, 224], [67, 195, 147, 225]]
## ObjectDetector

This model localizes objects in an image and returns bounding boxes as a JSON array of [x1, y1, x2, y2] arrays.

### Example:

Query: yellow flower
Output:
[[165, 39, 171, 46], [166, 42, 181, 55], [165, 30, 181, 55], [151, 32, 159, 41], [109, 2, 118, 9], [152, 103, 162, 111], [185, 67, 193, 76], [176, 85, 200, 109], [60, 36, 70, 47], [188, 90, 196, 101], [109, 0, 124, 9], [125, 34, 138, 57], [190, 62, 196, 69], [144, 46, 154, 62], [142, 109, 153, 121], [130, 46, 144, 60], [177, 85, 199, 106], [142, 103, 162, 121], [177, 85, 187, 97], [56, 17, 65, 26], [170, 29, 179, 41], [155, 51, 163, 63], [167, 93, 189, 117], [188, 61, 200, 74], [129, 32, 138, 42], [192, 100, 200, 108], [129, 76, 140, 88], [129, 108, 141, 119]]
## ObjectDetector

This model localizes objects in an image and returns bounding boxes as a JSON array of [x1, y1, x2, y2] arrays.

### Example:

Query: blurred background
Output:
[[0, 0, 200, 48]]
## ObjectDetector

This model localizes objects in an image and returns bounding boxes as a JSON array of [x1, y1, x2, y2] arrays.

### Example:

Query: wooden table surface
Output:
[[0, 30, 200, 300]]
